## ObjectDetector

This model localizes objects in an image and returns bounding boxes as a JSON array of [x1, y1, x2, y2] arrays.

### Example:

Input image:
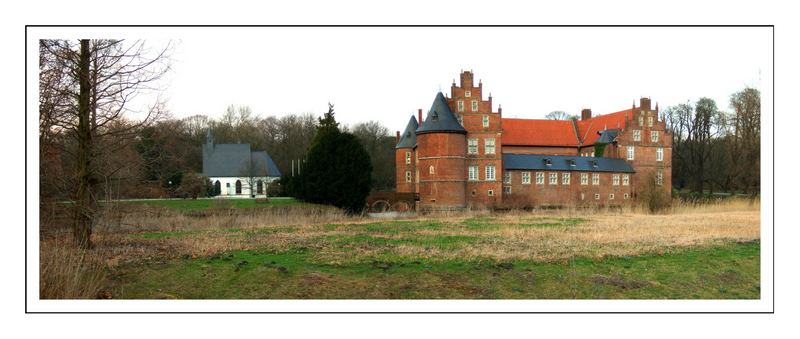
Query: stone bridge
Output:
[[365, 192, 418, 213]]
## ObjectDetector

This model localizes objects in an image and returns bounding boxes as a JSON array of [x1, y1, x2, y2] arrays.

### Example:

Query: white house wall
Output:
[[209, 176, 280, 197]]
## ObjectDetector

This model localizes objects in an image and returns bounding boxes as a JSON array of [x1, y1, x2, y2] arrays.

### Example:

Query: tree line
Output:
[[661, 88, 761, 195]]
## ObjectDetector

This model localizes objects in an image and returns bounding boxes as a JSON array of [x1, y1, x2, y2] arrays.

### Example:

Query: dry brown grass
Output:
[[39, 238, 107, 299], [39, 197, 761, 291]]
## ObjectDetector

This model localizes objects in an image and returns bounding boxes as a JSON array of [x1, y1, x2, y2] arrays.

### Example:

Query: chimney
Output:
[[640, 97, 651, 110], [581, 108, 592, 121], [460, 70, 474, 88], [396, 131, 400, 143], [418, 109, 422, 123]]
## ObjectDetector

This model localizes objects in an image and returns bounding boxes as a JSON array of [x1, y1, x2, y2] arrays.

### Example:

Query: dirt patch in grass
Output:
[[591, 274, 649, 290]]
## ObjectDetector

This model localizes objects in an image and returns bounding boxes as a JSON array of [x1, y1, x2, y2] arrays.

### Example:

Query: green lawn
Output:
[[118, 197, 301, 211], [108, 240, 760, 299]]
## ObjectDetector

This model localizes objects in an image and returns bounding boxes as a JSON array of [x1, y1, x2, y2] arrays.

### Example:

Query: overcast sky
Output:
[[45, 27, 773, 133]]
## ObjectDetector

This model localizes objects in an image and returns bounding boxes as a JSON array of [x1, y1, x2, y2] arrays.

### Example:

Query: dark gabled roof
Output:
[[502, 153, 635, 173], [596, 129, 620, 144], [395, 116, 418, 149], [202, 143, 282, 177], [415, 92, 467, 135]]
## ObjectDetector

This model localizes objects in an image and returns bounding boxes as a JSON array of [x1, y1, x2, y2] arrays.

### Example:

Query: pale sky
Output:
[[158, 27, 770, 133]]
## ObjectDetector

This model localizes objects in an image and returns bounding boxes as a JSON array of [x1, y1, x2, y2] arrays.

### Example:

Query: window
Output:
[[648, 116, 653, 127], [656, 171, 663, 186], [465, 90, 471, 98], [235, 180, 242, 194], [562, 173, 571, 185], [581, 193, 585, 200], [429, 165, 435, 174], [457, 100, 464, 112], [472, 100, 478, 112], [656, 147, 664, 161], [405, 171, 412, 183], [536, 172, 545, 185], [457, 114, 463, 126], [522, 172, 531, 184], [624, 193, 629, 199], [633, 130, 641, 141], [405, 151, 411, 164], [468, 138, 478, 154], [639, 116, 644, 126], [623, 174, 630, 186], [609, 193, 615, 200], [483, 115, 489, 127], [503, 172, 512, 184], [485, 165, 496, 181], [627, 146, 635, 160], [549, 172, 558, 185], [503, 186, 511, 194], [580, 173, 588, 185], [569, 160, 576, 167], [594, 193, 600, 200], [613, 174, 620, 186], [485, 138, 496, 154], [591, 151, 595, 157], [468, 165, 478, 181], [651, 131, 659, 143], [592, 173, 600, 185], [488, 189, 494, 197]]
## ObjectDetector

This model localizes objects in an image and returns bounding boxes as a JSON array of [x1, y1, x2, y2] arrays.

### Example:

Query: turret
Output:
[[395, 116, 419, 193]]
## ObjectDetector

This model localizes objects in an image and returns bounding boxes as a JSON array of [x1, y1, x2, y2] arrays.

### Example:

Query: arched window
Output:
[[214, 180, 221, 196], [429, 165, 434, 174], [235, 180, 242, 194], [256, 180, 263, 194]]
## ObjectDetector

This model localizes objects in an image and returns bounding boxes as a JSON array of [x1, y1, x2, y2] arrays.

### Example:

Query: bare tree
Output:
[[545, 110, 577, 120], [39, 39, 171, 248], [238, 157, 268, 198]]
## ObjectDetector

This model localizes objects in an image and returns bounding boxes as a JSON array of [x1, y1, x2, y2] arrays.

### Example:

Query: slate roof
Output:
[[596, 129, 620, 144], [502, 153, 635, 173], [202, 143, 281, 178], [576, 108, 633, 146], [395, 115, 418, 148], [416, 92, 467, 135]]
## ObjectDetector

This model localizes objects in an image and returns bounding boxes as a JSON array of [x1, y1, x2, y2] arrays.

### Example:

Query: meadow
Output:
[[39, 198, 761, 299]]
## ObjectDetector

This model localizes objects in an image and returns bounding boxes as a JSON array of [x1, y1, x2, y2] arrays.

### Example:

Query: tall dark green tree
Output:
[[296, 104, 372, 214]]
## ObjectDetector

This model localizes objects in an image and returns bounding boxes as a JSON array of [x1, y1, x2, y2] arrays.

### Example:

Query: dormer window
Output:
[[431, 111, 439, 121], [569, 160, 576, 167], [591, 161, 598, 168], [544, 158, 552, 166]]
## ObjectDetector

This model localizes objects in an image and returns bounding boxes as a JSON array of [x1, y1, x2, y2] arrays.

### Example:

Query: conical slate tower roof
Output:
[[395, 116, 419, 149], [415, 92, 467, 135]]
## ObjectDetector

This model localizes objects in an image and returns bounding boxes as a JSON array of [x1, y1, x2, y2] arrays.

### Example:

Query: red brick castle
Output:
[[395, 70, 672, 210]]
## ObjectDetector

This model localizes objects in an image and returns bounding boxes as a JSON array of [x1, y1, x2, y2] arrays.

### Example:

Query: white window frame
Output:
[[488, 189, 494, 197], [457, 100, 464, 112], [627, 146, 635, 160], [648, 116, 654, 127], [468, 138, 478, 154], [429, 165, 435, 174], [609, 193, 615, 200], [623, 174, 630, 186], [405, 171, 412, 183], [562, 173, 570, 185], [465, 90, 471, 98], [580, 173, 588, 185], [651, 131, 659, 143], [457, 114, 463, 126], [405, 151, 411, 165], [472, 100, 478, 112], [482, 115, 489, 127], [536, 172, 544, 185], [612, 174, 620, 186], [624, 193, 629, 199], [503, 171, 512, 184], [656, 171, 663, 186], [592, 173, 600, 185], [656, 147, 663, 162], [594, 193, 600, 200], [522, 172, 531, 185], [485, 165, 496, 181], [468, 165, 478, 181], [503, 186, 511, 194], [549, 172, 558, 185], [633, 130, 641, 142], [485, 138, 496, 155], [639, 116, 644, 126]]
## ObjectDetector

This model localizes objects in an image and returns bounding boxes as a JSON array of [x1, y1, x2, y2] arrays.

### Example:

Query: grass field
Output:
[[117, 197, 301, 210], [40, 198, 761, 299]]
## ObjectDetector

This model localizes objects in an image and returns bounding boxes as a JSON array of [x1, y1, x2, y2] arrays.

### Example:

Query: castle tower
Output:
[[395, 115, 418, 193], [449, 70, 503, 207], [415, 92, 467, 210]]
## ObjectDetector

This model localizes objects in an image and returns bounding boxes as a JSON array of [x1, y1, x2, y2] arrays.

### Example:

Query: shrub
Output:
[[40, 241, 106, 299], [638, 172, 672, 213], [177, 172, 210, 199]]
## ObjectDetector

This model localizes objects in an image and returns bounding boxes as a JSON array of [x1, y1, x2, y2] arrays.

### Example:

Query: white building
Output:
[[202, 130, 281, 197]]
